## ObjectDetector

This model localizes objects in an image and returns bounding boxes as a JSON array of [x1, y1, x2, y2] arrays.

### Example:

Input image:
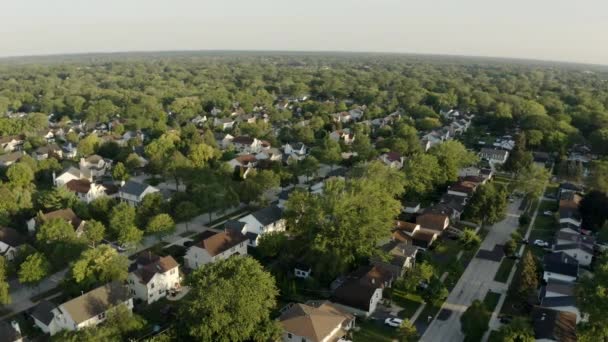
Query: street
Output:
[[420, 199, 522, 342]]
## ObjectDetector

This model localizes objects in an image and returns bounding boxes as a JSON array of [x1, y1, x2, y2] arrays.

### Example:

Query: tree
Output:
[[514, 164, 550, 199], [429, 141, 479, 184], [112, 162, 129, 182], [399, 261, 435, 292], [146, 214, 176, 240], [504, 238, 518, 257], [398, 319, 419, 342], [18, 252, 50, 289], [6, 163, 34, 187], [296, 156, 320, 182], [312, 136, 342, 167], [71, 245, 129, 289], [36, 217, 78, 244], [125, 153, 143, 170], [515, 250, 538, 300], [0, 256, 10, 304], [402, 153, 442, 199], [494, 317, 534, 342], [117, 225, 144, 247], [257, 232, 288, 259], [179, 256, 280, 341], [188, 143, 216, 168], [465, 182, 508, 224], [238, 169, 280, 204], [352, 131, 376, 161], [459, 229, 481, 250], [35, 187, 78, 211], [77, 134, 100, 156], [579, 190, 608, 231], [588, 160, 608, 194], [109, 202, 137, 238], [577, 254, 608, 331], [137, 192, 166, 227], [422, 277, 448, 306], [460, 300, 490, 341], [83, 220, 105, 247], [173, 201, 199, 231]]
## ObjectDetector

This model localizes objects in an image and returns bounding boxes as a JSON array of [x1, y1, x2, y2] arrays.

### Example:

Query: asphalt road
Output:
[[420, 199, 522, 342]]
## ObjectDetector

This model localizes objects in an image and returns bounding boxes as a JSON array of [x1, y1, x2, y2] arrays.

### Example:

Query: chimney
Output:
[[371, 278, 375, 285], [10, 321, 20, 335]]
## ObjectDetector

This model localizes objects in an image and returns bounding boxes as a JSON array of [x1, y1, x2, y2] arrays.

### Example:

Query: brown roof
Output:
[[416, 213, 449, 231], [351, 265, 393, 289], [412, 230, 438, 242], [279, 302, 353, 342], [197, 230, 247, 257], [384, 151, 402, 162], [392, 230, 413, 243], [532, 307, 577, 342], [232, 136, 255, 145], [41, 208, 82, 230], [132, 255, 179, 284], [60, 282, 131, 324], [85, 154, 103, 163], [235, 154, 257, 165], [449, 181, 477, 194], [65, 179, 92, 194], [0, 227, 25, 247], [394, 221, 419, 233], [0, 135, 24, 144]]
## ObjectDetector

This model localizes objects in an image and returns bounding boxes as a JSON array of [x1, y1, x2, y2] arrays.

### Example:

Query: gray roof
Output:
[[544, 252, 579, 277], [249, 206, 283, 226], [120, 180, 152, 197], [0, 321, 21, 341], [554, 243, 594, 255], [225, 220, 246, 232], [545, 279, 576, 297], [31, 300, 56, 325], [532, 307, 577, 342], [541, 296, 577, 308], [59, 282, 131, 324]]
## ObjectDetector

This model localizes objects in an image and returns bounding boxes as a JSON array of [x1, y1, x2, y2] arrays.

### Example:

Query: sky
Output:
[[1, 0, 607, 65]]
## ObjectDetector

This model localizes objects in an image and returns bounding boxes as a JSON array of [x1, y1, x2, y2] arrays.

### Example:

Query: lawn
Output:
[[352, 319, 397, 342], [391, 289, 424, 318], [528, 200, 558, 242], [415, 304, 441, 326], [494, 258, 515, 283], [483, 291, 501, 311]]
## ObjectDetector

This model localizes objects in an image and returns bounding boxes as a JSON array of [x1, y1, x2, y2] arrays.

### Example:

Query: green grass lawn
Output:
[[391, 289, 424, 319], [353, 319, 397, 342], [483, 291, 501, 311], [494, 258, 516, 283]]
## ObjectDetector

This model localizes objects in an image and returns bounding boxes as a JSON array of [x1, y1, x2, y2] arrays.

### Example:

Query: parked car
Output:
[[520, 239, 529, 245], [543, 211, 553, 216], [384, 317, 404, 327], [534, 239, 550, 247]]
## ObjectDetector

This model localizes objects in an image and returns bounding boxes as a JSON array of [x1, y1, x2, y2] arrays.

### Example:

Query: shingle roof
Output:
[[120, 180, 152, 197], [0, 151, 24, 163], [545, 279, 576, 297], [540, 296, 577, 308], [60, 282, 131, 324], [196, 230, 247, 257], [544, 252, 579, 277], [0, 227, 25, 247], [132, 255, 179, 284], [279, 302, 352, 342], [31, 300, 56, 325], [332, 280, 377, 312], [249, 206, 283, 226], [65, 179, 92, 194], [0, 321, 21, 341], [41, 208, 82, 230], [224, 220, 246, 232], [532, 307, 577, 342], [416, 213, 448, 231]]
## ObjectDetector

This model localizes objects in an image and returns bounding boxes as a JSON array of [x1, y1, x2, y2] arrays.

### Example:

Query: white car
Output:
[[533, 239, 549, 247], [384, 317, 404, 327], [543, 211, 553, 216]]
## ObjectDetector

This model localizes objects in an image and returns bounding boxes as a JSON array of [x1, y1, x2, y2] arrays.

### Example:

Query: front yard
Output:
[[390, 289, 425, 318], [353, 319, 398, 342], [494, 257, 516, 283]]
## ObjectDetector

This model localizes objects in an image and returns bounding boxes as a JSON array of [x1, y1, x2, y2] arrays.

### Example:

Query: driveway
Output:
[[420, 199, 522, 342]]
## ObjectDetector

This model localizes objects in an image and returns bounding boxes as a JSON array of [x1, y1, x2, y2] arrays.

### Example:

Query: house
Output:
[[558, 192, 582, 228], [0, 151, 24, 167], [479, 148, 509, 164], [543, 252, 579, 283], [278, 301, 354, 342], [439, 194, 468, 220], [553, 228, 595, 266], [379, 152, 405, 169], [331, 265, 392, 317], [65, 179, 107, 203], [425, 203, 462, 222], [0, 227, 26, 261], [329, 129, 355, 145], [27, 208, 86, 235], [533, 151, 551, 167], [33, 144, 62, 160], [190, 115, 207, 126], [531, 307, 577, 342], [230, 136, 264, 154], [447, 180, 478, 197], [184, 230, 248, 269], [558, 182, 583, 198], [33, 282, 133, 336], [416, 213, 450, 232], [227, 154, 258, 171], [539, 280, 583, 323], [256, 147, 282, 162], [0, 321, 23, 342], [236, 206, 285, 247], [331, 111, 352, 124], [283, 143, 307, 161], [214, 117, 236, 130], [402, 201, 421, 214], [118, 181, 160, 206], [372, 241, 418, 278], [0, 135, 24, 152], [31, 300, 58, 335], [392, 221, 438, 249], [54, 167, 92, 186], [61, 143, 78, 159], [294, 261, 312, 279], [79, 155, 111, 179], [127, 254, 180, 304]]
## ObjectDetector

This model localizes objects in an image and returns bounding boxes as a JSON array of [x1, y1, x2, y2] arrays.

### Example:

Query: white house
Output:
[[65, 179, 108, 203], [184, 230, 248, 269], [479, 148, 509, 164], [278, 301, 354, 342], [230, 136, 264, 154], [329, 129, 355, 145], [283, 143, 307, 161], [27, 208, 86, 235], [0, 151, 24, 167], [33, 282, 133, 336], [0, 135, 24, 152], [236, 206, 286, 247], [79, 155, 111, 179], [214, 117, 236, 130], [0, 227, 26, 261], [331, 265, 392, 317], [61, 143, 78, 159], [117, 181, 160, 206], [54, 167, 92, 187], [127, 254, 180, 304]]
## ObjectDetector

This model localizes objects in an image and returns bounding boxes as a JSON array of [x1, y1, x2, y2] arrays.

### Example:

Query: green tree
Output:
[[109, 202, 137, 238], [429, 141, 479, 184], [257, 232, 288, 259], [112, 162, 129, 182], [83, 220, 106, 247], [71, 245, 129, 289], [402, 153, 442, 198], [35, 187, 78, 211], [173, 201, 199, 231], [77, 134, 100, 156], [398, 319, 419, 342], [125, 153, 143, 170], [118, 225, 144, 247], [179, 256, 280, 342], [514, 164, 550, 199], [588, 160, 608, 194], [465, 182, 508, 224], [312, 136, 342, 167], [504, 238, 518, 257], [399, 261, 435, 292], [515, 250, 538, 300], [146, 213, 176, 240], [137, 192, 166, 227], [239, 169, 280, 204], [18, 252, 50, 288], [188, 143, 217, 168], [295, 156, 320, 182], [36, 217, 78, 244], [460, 300, 490, 341], [6, 163, 34, 187], [0, 256, 10, 304], [579, 190, 608, 231], [494, 317, 534, 342], [459, 229, 481, 250]]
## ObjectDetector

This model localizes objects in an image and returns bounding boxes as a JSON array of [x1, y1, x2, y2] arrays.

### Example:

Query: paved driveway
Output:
[[420, 199, 522, 342]]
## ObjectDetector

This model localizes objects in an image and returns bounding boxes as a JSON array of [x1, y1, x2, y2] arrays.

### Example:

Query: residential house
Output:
[[33, 144, 62, 160], [190, 115, 207, 126], [0, 151, 24, 167], [27, 208, 86, 235], [79, 155, 111, 179], [558, 192, 582, 228], [379, 151, 405, 169], [331, 111, 352, 124], [543, 252, 579, 283], [329, 129, 355, 145], [214, 117, 236, 130], [425, 203, 463, 222], [553, 228, 595, 266], [416, 213, 450, 233], [184, 230, 248, 269], [479, 148, 509, 164], [117, 181, 160, 206], [127, 254, 180, 304], [294, 261, 312, 279], [31, 300, 58, 335], [235, 206, 285, 247], [229, 136, 264, 154], [402, 201, 421, 214], [372, 240, 418, 278], [447, 180, 478, 197], [531, 307, 577, 342], [256, 147, 282, 162], [0, 321, 22, 342], [61, 143, 78, 159], [227, 154, 258, 171], [65, 179, 107, 203], [278, 301, 354, 342], [54, 167, 92, 186], [539, 279, 583, 323], [0, 135, 24, 152], [438, 194, 468, 220], [0, 227, 26, 261], [392, 221, 438, 249], [533, 151, 551, 167], [283, 143, 307, 161], [331, 265, 392, 317], [33, 282, 133, 336], [558, 182, 583, 199]]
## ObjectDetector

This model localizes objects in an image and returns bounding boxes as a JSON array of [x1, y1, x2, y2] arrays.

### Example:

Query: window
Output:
[[170, 269, 176, 274], [150, 283, 155, 289], [287, 333, 292, 339], [98, 312, 106, 320]]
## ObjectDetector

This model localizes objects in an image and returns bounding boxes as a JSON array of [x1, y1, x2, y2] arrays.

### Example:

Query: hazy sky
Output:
[[1, 0, 607, 65]]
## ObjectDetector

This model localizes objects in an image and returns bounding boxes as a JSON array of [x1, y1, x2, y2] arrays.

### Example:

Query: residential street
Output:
[[420, 199, 522, 342]]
